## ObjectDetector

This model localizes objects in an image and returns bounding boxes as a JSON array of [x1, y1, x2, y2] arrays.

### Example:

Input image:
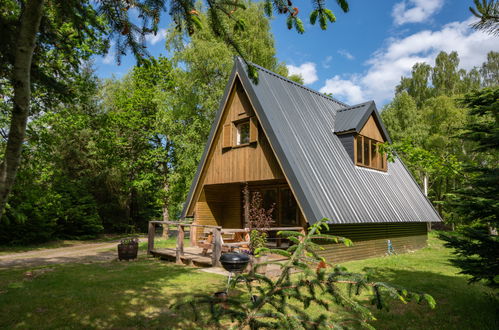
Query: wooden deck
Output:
[[150, 246, 290, 276], [150, 246, 213, 267]]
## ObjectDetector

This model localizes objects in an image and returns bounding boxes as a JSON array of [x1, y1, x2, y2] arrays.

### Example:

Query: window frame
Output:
[[354, 134, 387, 172], [235, 120, 250, 146]]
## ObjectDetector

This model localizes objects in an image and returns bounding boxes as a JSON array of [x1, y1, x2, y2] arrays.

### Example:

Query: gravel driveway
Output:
[[0, 238, 147, 269]]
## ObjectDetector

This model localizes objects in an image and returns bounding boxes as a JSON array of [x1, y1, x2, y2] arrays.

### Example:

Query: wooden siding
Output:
[[200, 80, 284, 186], [192, 184, 242, 244], [360, 115, 385, 142], [318, 222, 427, 263]]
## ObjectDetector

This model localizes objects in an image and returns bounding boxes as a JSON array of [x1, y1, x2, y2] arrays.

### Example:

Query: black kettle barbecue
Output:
[[219, 252, 250, 273]]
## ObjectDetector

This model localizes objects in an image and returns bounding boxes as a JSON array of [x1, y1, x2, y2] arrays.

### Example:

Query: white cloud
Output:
[[337, 49, 354, 60], [320, 75, 364, 104], [319, 17, 499, 105], [322, 56, 333, 68], [286, 62, 318, 85], [392, 0, 444, 25], [145, 28, 167, 45]]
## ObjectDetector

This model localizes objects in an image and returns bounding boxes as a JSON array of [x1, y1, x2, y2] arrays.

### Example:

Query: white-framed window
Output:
[[236, 121, 250, 145]]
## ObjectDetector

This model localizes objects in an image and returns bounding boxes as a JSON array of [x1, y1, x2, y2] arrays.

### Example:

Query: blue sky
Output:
[[94, 0, 499, 106]]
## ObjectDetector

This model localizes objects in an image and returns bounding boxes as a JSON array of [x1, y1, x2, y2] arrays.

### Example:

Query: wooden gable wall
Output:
[[199, 78, 284, 186], [360, 115, 385, 142]]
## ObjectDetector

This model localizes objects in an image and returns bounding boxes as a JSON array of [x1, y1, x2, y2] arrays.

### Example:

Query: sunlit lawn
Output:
[[0, 233, 497, 329], [339, 232, 498, 329], [0, 258, 222, 329]]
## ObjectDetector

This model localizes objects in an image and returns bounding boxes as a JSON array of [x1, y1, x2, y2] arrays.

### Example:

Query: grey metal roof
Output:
[[182, 58, 441, 224], [334, 101, 391, 143]]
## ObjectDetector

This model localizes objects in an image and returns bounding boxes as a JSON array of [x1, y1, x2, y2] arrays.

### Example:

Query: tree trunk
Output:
[[161, 180, 170, 239], [0, 0, 44, 219]]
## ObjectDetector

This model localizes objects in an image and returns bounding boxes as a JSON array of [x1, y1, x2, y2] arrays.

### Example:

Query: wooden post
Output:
[[147, 222, 155, 255], [176, 224, 185, 264], [211, 227, 222, 267]]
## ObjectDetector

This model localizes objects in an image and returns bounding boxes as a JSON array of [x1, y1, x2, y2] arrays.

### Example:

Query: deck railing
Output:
[[148, 220, 223, 266], [147, 221, 304, 267]]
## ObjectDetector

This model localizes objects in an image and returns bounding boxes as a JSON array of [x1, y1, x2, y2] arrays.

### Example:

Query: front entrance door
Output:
[[279, 188, 299, 226], [253, 185, 299, 227]]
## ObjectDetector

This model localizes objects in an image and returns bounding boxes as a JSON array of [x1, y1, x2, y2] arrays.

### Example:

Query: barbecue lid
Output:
[[219, 252, 250, 263]]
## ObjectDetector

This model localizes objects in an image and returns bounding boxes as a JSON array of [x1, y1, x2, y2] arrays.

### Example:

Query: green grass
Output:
[[0, 257, 223, 329], [138, 237, 187, 251], [338, 232, 498, 329], [0, 233, 497, 329]]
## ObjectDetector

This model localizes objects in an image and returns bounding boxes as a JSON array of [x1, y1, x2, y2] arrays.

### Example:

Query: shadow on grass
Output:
[[1, 255, 497, 329], [0, 258, 225, 329], [358, 267, 499, 330]]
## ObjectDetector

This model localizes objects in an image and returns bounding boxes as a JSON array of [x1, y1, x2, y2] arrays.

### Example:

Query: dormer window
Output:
[[236, 121, 250, 145], [355, 135, 386, 171]]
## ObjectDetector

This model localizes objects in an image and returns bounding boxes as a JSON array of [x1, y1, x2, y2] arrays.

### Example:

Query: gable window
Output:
[[236, 121, 250, 145], [222, 116, 258, 150], [354, 135, 387, 171]]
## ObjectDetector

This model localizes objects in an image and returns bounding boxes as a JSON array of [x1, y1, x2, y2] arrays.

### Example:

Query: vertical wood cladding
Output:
[[318, 222, 427, 263], [360, 115, 385, 142], [200, 79, 284, 186], [192, 184, 242, 243]]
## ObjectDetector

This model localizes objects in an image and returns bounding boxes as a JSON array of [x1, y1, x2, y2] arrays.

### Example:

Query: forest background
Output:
[[0, 2, 497, 246]]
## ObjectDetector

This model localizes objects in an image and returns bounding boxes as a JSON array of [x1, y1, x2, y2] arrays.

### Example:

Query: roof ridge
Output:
[[237, 57, 349, 108], [337, 101, 373, 112]]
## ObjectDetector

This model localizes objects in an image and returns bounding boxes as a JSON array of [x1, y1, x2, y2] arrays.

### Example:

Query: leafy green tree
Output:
[[98, 57, 176, 230], [381, 92, 423, 143], [432, 51, 462, 96], [480, 51, 499, 87], [0, 65, 105, 243], [384, 51, 496, 222], [0, 0, 350, 221], [396, 63, 433, 107], [439, 87, 499, 288]]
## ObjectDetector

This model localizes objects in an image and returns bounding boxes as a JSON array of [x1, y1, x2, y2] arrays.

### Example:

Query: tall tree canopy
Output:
[[383, 51, 498, 221], [0, 1, 304, 243], [0, 0, 350, 220]]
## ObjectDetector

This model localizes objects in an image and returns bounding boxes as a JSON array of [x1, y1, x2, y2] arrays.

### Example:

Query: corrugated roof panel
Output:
[[237, 58, 441, 224], [334, 102, 373, 133]]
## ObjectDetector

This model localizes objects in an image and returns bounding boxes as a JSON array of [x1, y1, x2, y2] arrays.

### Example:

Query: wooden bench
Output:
[[199, 230, 251, 255]]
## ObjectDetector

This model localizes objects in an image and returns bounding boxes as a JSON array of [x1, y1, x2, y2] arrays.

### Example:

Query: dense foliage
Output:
[[0, 2, 300, 244], [381, 51, 498, 223], [439, 87, 499, 289], [0, 0, 350, 226]]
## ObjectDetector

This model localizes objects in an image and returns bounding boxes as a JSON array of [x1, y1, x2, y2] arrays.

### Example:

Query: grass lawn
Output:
[[0, 258, 223, 329], [0, 233, 497, 329], [340, 232, 498, 329]]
